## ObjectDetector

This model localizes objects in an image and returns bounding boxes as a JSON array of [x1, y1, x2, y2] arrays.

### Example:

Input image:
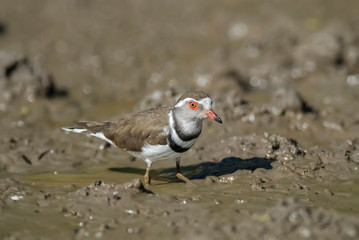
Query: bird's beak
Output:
[[205, 109, 223, 124]]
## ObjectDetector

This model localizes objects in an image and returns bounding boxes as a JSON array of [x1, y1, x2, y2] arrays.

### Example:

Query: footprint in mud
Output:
[[109, 156, 275, 183]]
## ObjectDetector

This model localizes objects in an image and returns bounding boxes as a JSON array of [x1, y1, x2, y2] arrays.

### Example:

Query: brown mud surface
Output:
[[1, 1, 359, 239]]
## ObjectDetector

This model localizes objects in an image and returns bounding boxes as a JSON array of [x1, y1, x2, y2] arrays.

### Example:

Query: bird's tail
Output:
[[62, 121, 94, 135], [62, 121, 116, 146], [62, 126, 89, 134]]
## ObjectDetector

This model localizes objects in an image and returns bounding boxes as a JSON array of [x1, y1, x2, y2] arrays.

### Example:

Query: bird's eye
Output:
[[188, 101, 198, 110]]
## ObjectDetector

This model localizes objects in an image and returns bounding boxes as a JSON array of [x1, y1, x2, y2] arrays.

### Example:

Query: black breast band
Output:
[[168, 135, 190, 153]]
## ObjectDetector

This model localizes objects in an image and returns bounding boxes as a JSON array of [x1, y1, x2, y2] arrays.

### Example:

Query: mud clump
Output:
[[0, 51, 67, 108], [212, 89, 253, 121], [0, 178, 25, 206], [61, 179, 178, 239], [293, 25, 359, 71], [264, 134, 306, 161], [344, 138, 359, 164], [259, 198, 358, 239], [136, 88, 179, 111], [70, 179, 152, 200], [268, 87, 316, 116], [210, 134, 305, 164], [63, 179, 153, 218]]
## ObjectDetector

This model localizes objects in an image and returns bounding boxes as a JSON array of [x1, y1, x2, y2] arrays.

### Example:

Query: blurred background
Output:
[[1, 0, 359, 128], [1, 0, 359, 140], [1, 1, 359, 239]]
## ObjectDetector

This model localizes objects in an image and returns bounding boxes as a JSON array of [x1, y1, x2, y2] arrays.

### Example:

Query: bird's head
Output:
[[173, 90, 222, 124]]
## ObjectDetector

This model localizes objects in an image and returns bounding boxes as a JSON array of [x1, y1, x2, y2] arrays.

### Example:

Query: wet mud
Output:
[[1, 0, 359, 239]]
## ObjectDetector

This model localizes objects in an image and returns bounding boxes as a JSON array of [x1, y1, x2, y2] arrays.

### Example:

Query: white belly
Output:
[[128, 144, 184, 163]]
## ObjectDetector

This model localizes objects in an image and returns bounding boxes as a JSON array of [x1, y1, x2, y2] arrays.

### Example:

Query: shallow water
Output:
[[20, 160, 359, 214]]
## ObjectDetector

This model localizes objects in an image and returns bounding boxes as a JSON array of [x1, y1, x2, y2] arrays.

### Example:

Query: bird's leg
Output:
[[144, 159, 152, 185], [175, 157, 192, 184], [144, 170, 151, 185]]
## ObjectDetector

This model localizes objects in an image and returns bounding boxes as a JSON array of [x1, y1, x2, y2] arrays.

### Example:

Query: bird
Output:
[[62, 90, 222, 184]]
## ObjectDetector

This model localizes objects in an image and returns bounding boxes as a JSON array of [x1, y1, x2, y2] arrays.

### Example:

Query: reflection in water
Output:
[[109, 157, 275, 182]]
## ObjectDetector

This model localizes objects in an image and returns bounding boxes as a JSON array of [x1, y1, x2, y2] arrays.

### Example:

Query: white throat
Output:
[[168, 110, 199, 147]]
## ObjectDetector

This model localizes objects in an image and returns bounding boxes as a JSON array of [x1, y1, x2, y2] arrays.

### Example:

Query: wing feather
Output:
[[105, 107, 170, 151]]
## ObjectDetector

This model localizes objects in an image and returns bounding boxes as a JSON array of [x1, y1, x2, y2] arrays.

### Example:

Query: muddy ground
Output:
[[1, 0, 359, 239]]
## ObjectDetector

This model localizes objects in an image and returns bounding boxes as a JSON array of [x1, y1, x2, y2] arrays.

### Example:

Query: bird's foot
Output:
[[176, 172, 195, 185]]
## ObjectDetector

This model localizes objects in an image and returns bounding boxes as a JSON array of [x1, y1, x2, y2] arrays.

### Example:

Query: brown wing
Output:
[[103, 107, 170, 152], [73, 121, 112, 133]]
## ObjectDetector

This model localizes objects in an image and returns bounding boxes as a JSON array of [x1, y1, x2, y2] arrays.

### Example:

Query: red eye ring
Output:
[[188, 101, 199, 110]]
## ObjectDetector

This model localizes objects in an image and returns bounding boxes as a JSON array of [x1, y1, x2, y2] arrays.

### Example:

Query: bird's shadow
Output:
[[109, 156, 276, 182]]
